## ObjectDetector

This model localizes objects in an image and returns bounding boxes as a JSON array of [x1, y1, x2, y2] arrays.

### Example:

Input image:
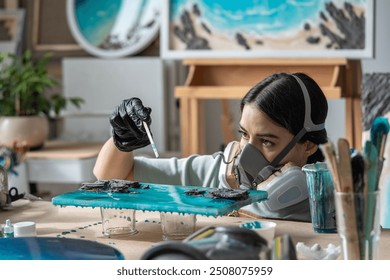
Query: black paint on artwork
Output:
[[205, 189, 249, 201], [173, 10, 211, 50], [236, 33, 250, 50], [173, 1, 366, 51], [319, 2, 365, 49]]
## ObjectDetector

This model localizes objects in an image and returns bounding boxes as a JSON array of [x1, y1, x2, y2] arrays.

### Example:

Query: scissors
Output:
[[8, 187, 42, 202], [8, 187, 26, 202]]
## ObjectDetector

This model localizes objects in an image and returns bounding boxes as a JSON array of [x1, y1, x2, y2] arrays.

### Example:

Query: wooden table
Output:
[[2, 199, 389, 260], [175, 58, 362, 156]]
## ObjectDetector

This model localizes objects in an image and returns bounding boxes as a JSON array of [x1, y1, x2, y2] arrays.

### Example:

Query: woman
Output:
[[93, 72, 328, 221]]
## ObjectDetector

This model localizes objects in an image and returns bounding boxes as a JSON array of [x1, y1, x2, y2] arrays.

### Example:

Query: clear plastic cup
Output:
[[160, 212, 196, 240], [334, 191, 381, 259], [100, 208, 138, 237]]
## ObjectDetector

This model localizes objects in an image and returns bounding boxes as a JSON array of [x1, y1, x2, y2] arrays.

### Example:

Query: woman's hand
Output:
[[110, 98, 152, 152]]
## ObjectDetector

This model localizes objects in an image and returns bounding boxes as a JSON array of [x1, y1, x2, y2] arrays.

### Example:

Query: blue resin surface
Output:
[[0, 237, 124, 260], [52, 183, 268, 217]]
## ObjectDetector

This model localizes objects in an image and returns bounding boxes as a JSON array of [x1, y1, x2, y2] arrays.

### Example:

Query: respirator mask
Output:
[[216, 75, 325, 210]]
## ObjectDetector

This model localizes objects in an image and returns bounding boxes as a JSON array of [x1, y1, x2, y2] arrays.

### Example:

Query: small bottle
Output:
[[4, 219, 14, 238], [0, 223, 3, 238]]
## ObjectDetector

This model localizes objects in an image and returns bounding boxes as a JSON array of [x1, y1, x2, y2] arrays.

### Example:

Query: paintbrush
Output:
[[143, 121, 159, 158], [350, 148, 366, 258], [363, 140, 379, 259], [370, 117, 390, 184], [357, 117, 390, 259], [351, 148, 366, 194]]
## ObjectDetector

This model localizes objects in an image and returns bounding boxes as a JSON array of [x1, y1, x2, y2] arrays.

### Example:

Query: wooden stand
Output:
[[174, 58, 362, 156]]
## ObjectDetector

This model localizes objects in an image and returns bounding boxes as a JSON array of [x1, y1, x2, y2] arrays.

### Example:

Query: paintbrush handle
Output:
[[143, 121, 159, 158], [337, 139, 353, 193], [335, 191, 361, 259], [362, 191, 380, 259], [377, 159, 384, 182], [320, 143, 342, 192]]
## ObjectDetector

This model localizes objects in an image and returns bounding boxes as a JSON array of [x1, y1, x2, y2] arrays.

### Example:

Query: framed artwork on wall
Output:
[[0, 9, 24, 54], [66, 0, 160, 58], [31, 0, 82, 52], [160, 0, 374, 59]]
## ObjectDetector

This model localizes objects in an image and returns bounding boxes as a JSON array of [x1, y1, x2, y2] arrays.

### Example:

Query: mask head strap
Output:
[[252, 75, 325, 186], [292, 75, 325, 132]]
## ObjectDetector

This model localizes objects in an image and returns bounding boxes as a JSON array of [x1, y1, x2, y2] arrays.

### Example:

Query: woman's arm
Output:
[[93, 137, 134, 180]]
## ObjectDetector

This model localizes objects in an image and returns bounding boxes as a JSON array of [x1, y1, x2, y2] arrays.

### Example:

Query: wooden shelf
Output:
[[175, 86, 342, 100]]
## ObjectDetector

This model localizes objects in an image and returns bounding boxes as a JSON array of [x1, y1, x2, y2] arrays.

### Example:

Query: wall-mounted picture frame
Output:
[[160, 0, 374, 59], [0, 9, 25, 54], [66, 0, 160, 58], [31, 0, 82, 52]]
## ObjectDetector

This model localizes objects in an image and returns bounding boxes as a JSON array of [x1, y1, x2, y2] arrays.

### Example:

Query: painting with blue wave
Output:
[[169, 0, 369, 52], [75, 0, 121, 46], [74, 0, 157, 50]]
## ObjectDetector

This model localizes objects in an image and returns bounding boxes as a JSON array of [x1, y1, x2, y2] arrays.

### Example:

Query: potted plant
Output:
[[0, 50, 84, 149]]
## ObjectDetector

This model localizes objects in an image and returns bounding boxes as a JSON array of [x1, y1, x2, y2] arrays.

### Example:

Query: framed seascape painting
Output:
[[66, 0, 160, 58], [160, 0, 374, 59]]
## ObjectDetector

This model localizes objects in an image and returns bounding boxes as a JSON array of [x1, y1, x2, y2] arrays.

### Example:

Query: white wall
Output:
[[362, 0, 390, 73], [62, 58, 167, 154]]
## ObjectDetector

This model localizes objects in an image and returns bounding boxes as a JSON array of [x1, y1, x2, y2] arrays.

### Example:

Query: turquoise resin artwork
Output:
[[52, 183, 268, 217]]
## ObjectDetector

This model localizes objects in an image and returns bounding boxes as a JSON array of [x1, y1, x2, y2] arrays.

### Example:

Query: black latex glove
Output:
[[110, 98, 152, 152]]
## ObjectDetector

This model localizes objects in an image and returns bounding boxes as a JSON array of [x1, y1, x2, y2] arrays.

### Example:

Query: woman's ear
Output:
[[305, 141, 318, 157]]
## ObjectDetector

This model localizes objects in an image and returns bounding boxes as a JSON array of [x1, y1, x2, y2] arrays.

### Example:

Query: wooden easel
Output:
[[174, 58, 362, 156]]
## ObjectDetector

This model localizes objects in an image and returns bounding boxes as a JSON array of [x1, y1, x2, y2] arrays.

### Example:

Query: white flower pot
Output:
[[0, 116, 49, 150]]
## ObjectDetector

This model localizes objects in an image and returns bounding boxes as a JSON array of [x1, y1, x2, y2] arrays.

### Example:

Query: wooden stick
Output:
[[335, 192, 361, 259], [337, 138, 362, 258], [320, 142, 341, 192], [337, 139, 353, 193]]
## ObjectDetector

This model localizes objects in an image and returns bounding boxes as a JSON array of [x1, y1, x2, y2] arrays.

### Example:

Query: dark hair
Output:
[[240, 72, 328, 163]]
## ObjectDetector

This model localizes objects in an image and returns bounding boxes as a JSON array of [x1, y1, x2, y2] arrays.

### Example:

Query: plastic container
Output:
[[14, 221, 37, 237], [100, 208, 137, 237], [160, 212, 196, 240]]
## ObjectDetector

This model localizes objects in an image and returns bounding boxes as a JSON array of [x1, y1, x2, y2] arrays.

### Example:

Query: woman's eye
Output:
[[238, 130, 249, 139], [260, 139, 273, 147]]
